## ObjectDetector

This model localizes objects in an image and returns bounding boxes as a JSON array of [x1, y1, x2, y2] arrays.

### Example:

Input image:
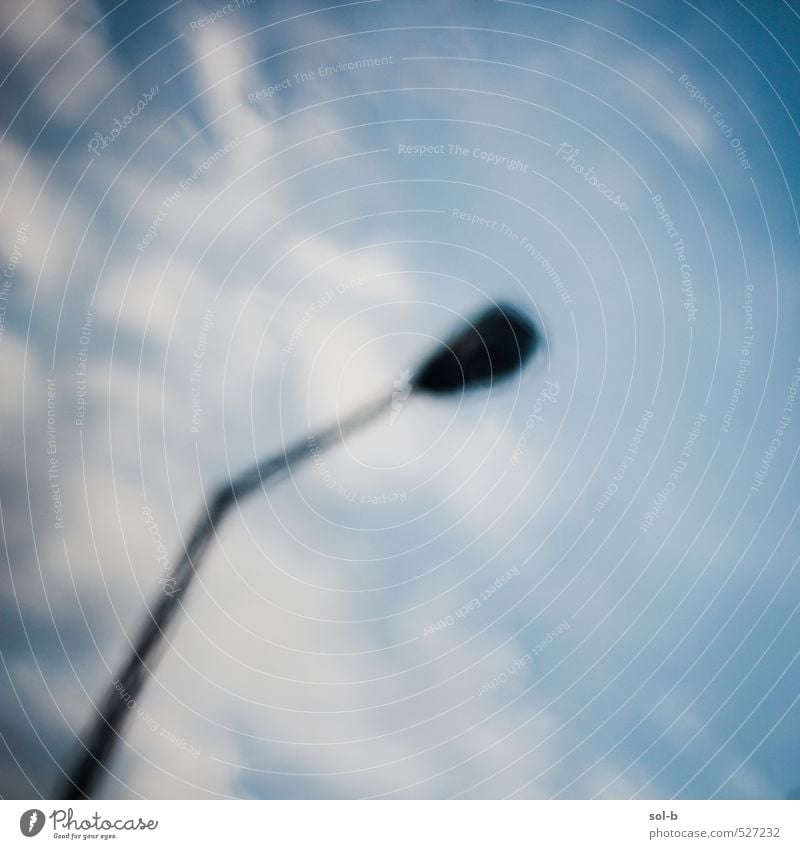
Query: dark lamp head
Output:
[[416, 304, 539, 394]]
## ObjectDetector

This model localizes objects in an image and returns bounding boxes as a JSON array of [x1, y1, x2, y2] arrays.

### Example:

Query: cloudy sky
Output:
[[1, 0, 799, 799]]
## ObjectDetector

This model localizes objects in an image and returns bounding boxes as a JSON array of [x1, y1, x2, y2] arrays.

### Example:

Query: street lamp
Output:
[[61, 302, 539, 799]]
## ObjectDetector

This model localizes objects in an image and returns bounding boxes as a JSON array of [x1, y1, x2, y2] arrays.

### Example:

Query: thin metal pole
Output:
[[61, 395, 389, 799]]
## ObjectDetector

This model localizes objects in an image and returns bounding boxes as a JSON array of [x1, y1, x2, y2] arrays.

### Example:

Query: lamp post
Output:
[[61, 303, 539, 799]]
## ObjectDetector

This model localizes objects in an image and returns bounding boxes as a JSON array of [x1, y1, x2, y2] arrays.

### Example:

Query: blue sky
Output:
[[1, 0, 799, 799]]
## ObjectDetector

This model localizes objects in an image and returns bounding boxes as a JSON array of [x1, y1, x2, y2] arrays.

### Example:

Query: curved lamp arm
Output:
[[61, 394, 389, 799]]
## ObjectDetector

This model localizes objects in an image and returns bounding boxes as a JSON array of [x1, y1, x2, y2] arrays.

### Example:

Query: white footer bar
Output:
[[2, 800, 797, 847]]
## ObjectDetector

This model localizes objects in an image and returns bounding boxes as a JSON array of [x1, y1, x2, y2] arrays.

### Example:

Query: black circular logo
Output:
[[19, 809, 45, 837]]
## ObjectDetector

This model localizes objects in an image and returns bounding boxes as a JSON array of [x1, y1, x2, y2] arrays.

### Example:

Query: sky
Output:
[[1, 0, 799, 799]]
